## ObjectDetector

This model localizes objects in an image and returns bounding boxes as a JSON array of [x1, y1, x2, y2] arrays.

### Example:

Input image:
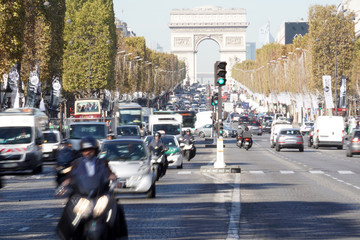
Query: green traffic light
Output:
[[217, 78, 225, 85], [214, 100, 218, 105]]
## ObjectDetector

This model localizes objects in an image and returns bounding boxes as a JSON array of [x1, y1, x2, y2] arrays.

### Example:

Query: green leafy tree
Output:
[[62, 0, 117, 98], [0, 1, 25, 76]]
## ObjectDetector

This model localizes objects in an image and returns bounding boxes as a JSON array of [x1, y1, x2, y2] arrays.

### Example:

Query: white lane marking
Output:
[[338, 170, 354, 174], [309, 170, 324, 174], [177, 171, 191, 175], [226, 173, 241, 240], [44, 214, 53, 218], [249, 171, 264, 174], [18, 227, 29, 232], [280, 170, 295, 174]]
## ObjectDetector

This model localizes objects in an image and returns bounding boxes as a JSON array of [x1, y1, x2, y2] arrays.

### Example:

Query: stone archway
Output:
[[169, 6, 249, 84]]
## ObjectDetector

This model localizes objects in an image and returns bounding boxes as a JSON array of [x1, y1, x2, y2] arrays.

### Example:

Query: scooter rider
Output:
[[148, 131, 168, 173], [57, 136, 116, 193], [237, 124, 253, 147], [182, 129, 196, 159]]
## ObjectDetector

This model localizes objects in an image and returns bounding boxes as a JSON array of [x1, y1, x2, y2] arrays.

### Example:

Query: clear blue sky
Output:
[[113, 0, 340, 72]]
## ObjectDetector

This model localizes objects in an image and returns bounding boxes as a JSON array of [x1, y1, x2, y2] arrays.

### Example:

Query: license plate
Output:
[[245, 142, 249, 145], [43, 154, 50, 157], [2, 163, 17, 168]]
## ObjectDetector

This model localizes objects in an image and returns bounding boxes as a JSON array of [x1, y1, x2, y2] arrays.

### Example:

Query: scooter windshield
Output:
[[72, 173, 108, 197]]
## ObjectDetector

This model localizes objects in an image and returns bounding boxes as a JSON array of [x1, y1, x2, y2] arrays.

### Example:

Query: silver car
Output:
[[275, 128, 304, 152], [194, 124, 212, 138], [100, 139, 156, 198]]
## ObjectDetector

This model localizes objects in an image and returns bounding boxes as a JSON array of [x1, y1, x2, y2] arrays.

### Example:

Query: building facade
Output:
[[276, 22, 309, 45], [338, 0, 360, 38]]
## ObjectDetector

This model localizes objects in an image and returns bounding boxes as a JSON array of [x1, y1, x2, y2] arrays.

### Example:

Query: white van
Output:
[[313, 116, 345, 149], [0, 108, 48, 174], [270, 120, 293, 148]]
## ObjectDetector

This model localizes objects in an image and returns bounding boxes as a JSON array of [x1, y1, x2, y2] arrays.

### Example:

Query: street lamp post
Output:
[[70, 35, 110, 97]]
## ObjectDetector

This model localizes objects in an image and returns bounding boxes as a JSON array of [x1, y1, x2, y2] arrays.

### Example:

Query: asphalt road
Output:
[[1, 134, 360, 239]]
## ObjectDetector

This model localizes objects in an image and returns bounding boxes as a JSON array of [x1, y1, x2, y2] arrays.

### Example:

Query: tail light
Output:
[[352, 137, 360, 143], [259, 126, 262, 129]]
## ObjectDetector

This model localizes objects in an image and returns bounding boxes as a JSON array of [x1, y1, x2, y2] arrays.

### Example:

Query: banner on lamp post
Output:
[[26, 66, 40, 108], [339, 76, 346, 109], [322, 75, 334, 109]]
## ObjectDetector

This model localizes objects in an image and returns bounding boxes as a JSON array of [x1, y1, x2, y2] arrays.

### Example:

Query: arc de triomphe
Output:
[[169, 6, 249, 84]]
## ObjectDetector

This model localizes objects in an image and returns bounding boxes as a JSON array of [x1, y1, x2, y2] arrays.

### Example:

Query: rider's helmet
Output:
[[238, 125, 243, 129], [154, 131, 161, 138], [80, 136, 99, 154], [186, 129, 191, 134]]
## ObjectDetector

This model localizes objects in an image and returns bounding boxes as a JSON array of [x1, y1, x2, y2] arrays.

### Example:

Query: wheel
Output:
[[113, 204, 128, 239], [185, 151, 191, 161], [275, 144, 280, 152], [177, 163, 183, 169], [299, 146, 304, 152], [199, 132, 205, 138], [346, 149, 353, 157], [154, 167, 160, 181], [314, 144, 319, 149], [245, 145, 249, 151], [270, 141, 275, 148], [32, 164, 42, 174], [146, 184, 156, 198], [308, 140, 312, 147]]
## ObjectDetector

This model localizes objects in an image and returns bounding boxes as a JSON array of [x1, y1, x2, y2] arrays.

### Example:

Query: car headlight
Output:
[[26, 143, 35, 153], [93, 195, 109, 217], [73, 198, 92, 217]]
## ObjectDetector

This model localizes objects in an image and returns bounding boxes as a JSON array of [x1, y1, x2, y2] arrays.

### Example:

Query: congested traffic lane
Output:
[[0, 142, 240, 240], [235, 134, 360, 239]]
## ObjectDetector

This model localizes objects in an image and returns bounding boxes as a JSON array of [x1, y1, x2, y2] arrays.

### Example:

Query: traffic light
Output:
[[218, 120, 224, 136], [214, 61, 227, 87], [212, 93, 219, 106]]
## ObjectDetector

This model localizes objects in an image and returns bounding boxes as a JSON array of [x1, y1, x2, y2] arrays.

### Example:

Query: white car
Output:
[[42, 130, 62, 161], [300, 121, 314, 135], [100, 139, 156, 198]]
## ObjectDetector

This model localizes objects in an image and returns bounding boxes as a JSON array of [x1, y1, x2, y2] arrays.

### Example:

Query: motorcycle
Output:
[[150, 148, 167, 181], [236, 135, 252, 150], [243, 137, 252, 151], [236, 136, 243, 148], [56, 174, 128, 240], [179, 137, 196, 161], [55, 141, 76, 186]]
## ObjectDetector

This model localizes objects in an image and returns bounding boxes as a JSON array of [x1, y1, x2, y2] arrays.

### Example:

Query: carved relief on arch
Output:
[[194, 34, 223, 49], [174, 37, 192, 47]]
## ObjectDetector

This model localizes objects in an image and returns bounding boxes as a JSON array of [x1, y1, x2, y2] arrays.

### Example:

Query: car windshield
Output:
[[70, 124, 106, 139], [100, 142, 147, 161], [43, 132, 58, 143], [117, 126, 139, 136], [305, 122, 314, 126], [0, 127, 32, 144], [280, 130, 301, 135], [153, 124, 181, 135]]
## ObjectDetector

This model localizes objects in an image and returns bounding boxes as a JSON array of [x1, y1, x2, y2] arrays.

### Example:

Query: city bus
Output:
[[73, 99, 102, 119], [174, 110, 197, 133], [117, 102, 143, 127]]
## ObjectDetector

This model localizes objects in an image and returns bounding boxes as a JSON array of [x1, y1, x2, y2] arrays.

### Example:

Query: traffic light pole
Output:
[[214, 85, 226, 168]]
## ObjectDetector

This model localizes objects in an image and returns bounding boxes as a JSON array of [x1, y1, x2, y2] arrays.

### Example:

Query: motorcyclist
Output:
[[57, 136, 116, 193], [148, 131, 168, 174], [183, 129, 195, 142], [181, 129, 196, 159], [237, 124, 253, 147]]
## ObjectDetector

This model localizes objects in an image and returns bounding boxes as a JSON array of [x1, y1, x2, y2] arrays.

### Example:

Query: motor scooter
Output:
[[56, 174, 128, 239], [179, 138, 196, 161], [243, 137, 252, 151], [150, 148, 167, 181], [55, 141, 76, 186]]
